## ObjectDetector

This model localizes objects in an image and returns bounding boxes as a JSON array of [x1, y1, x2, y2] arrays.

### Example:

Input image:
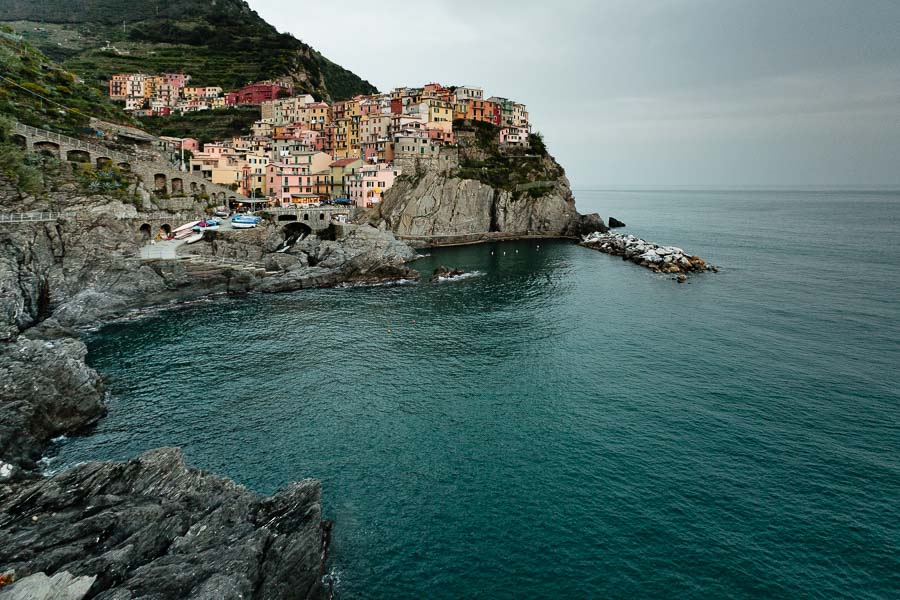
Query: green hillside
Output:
[[0, 29, 134, 135], [0, 0, 377, 100]]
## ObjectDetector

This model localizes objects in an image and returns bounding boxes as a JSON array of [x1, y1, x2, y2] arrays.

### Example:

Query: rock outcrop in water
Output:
[[0, 448, 328, 599], [372, 121, 606, 245], [0, 331, 105, 481], [183, 221, 419, 293], [430, 265, 467, 282], [581, 231, 716, 278]]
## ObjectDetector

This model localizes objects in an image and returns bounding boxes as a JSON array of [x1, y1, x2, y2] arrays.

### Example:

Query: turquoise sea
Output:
[[53, 189, 900, 598]]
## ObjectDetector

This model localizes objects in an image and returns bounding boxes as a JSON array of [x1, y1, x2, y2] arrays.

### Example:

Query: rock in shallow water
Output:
[[0, 448, 328, 600]]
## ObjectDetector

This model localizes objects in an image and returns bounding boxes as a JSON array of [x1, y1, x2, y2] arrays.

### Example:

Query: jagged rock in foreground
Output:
[[0, 448, 327, 600], [0, 331, 105, 479], [0, 571, 96, 600]]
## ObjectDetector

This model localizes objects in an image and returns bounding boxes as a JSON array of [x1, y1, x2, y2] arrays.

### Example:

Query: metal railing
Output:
[[0, 211, 190, 224], [0, 212, 77, 223], [264, 206, 350, 215]]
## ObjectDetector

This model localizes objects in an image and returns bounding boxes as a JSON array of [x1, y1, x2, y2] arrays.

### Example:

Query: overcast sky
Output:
[[250, 0, 899, 187]]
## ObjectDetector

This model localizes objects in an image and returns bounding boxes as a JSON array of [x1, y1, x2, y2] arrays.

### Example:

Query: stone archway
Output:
[[34, 141, 60, 157], [66, 149, 91, 163], [277, 214, 298, 222], [154, 174, 167, 194], [282, 222, 312, 246], [159, 224, 172, 238], [171, 178, 184, 195], [139, 223, 152, 239], [190, 181, 198, 193], [96, 157, 112, 168]]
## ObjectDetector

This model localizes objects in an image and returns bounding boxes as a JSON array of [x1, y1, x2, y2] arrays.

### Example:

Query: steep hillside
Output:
[[0, 0, 377, 100], [0, 31, 134, 134]]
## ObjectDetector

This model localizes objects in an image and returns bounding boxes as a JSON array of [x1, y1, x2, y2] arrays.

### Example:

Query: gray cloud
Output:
[[250, 0, 900, 185]]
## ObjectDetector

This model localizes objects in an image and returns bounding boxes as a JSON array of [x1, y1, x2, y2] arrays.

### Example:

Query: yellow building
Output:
[[427, 100, 453, 123]]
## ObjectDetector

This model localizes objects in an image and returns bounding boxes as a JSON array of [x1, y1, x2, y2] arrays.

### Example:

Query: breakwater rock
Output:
[[581, 232, 716, 279], [0, 448, 328, 600]]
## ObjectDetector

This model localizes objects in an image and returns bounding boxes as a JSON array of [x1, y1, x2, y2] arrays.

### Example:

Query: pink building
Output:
[[161, 73, 189, 88], [266, 162, 317, 204], [159, 136, 199, 152], [299, 129, 324, 152], [266, 151, 332, 205], [500, 127, 530, 148], [348, 164, 402, 208]]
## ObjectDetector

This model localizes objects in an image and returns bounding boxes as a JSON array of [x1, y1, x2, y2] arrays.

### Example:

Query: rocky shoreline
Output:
[[0, 154, 615, 599], [0, 192, 421, 598], [581, 231, 716, 281]]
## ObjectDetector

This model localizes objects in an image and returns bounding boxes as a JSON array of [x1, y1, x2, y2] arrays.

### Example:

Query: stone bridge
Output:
[[9, 122, 247, 204], [262, 206, 351, 232]]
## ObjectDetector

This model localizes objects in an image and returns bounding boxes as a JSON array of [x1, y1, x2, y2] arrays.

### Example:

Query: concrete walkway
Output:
[[141, 239, 184, 260], [139, 218, 243, 261]]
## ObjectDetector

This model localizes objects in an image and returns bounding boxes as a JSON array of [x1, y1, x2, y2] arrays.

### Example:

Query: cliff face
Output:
[[375, 122, 606, 245], [379, 166, 584, 239]]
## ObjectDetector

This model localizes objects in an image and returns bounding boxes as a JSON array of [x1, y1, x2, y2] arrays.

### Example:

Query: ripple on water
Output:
[[54, 191, 900, 599]]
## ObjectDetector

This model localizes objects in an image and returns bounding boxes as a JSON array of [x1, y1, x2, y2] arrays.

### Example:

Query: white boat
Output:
[[185, 233, 205, 244], [232, 221, 257, 229], [173, 220, 201, 234]]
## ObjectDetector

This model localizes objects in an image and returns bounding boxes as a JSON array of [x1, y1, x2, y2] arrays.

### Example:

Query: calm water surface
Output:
[[54, 189, 900, 598]]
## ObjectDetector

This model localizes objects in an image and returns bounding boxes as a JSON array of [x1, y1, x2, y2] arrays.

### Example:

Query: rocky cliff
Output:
[[0, 448, 328, 599], [375, 121, 606, 245]]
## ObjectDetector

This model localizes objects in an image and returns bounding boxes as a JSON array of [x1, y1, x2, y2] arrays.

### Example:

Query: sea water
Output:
[[53, 188, 900, 598]]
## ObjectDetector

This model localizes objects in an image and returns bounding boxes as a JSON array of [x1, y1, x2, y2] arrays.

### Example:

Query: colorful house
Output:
[[347, 164, 402, 208]]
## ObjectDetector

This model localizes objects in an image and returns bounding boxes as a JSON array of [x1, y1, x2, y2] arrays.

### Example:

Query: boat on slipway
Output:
[[232, 214, 261, 229]]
